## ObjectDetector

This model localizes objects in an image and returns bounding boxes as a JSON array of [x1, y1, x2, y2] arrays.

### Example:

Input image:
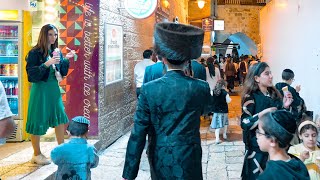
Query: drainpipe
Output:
[[211, 0, 217, 18], [211, 0, 217, 56]]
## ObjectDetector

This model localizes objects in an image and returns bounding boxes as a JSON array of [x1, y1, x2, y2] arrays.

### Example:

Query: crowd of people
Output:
[[199, 54, 261, 92], [127, 22, 317, 180], [0, 22, 319, 180]]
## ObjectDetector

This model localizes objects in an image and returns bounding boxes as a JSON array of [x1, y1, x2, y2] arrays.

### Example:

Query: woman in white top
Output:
[[206, 57, 221, 93]]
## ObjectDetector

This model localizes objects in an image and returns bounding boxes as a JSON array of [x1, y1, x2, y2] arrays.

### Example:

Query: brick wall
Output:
[[215, 5, 262, 45], [96, 0, 188, 150], [188, 3, 261, 55]]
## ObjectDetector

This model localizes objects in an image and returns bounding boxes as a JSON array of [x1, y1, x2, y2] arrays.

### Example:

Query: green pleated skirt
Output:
[[26, 67, 68, 135]]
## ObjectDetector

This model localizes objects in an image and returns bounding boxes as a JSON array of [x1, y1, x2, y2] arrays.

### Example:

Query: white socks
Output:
[[215, 129, 220, 143], [215, 126, 228, 143], [223, 125, 228, 139]]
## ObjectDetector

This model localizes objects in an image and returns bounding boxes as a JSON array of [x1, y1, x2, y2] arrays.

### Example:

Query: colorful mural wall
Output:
[[59, 0, 99, 135]]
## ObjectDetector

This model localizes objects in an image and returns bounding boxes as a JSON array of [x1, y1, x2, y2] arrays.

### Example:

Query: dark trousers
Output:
[[226, 76, 235, 90], [240, 73, 246, 85], [136, 87, 141, 98]]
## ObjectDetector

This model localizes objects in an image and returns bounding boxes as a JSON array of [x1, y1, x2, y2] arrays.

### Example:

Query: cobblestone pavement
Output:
[[0, 89, 244, 180], [91, 92, 244, 180], [92, 131, 244, 180]]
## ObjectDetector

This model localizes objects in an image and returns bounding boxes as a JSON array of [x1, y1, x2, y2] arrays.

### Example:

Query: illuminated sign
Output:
[[214, 20, 225, 31], [0, 10, 19, 21], [124, 0, 158, 19], [202, 18, 213, 32]]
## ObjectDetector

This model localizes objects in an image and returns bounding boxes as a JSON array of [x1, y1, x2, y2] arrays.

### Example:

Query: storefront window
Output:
[[30, 0, 59, 46]]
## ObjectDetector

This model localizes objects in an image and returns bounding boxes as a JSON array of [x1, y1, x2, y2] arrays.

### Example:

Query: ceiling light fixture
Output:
[[197, 0, 205, 9]]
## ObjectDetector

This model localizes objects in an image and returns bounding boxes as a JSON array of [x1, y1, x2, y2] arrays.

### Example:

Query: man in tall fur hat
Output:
[[122, 23, 211, 180]]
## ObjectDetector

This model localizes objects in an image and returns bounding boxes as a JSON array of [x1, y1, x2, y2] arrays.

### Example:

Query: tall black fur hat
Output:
[[154, 23, 204, 62]]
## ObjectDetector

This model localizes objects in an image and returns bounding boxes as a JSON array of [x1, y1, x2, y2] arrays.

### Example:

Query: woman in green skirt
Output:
[[26, 24, 74, 165]]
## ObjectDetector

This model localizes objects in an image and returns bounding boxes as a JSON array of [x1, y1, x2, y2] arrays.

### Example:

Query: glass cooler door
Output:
[[0, 23, 20, 119]]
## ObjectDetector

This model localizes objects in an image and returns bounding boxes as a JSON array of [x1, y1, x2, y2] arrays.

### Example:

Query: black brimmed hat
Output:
[[154, 23, 204, 62]]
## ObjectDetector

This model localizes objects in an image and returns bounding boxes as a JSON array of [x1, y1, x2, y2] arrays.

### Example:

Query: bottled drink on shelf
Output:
[[10, 64, 18, 76], [2, 80, 15, 95], [0, 64, 3, 75], [10, 81, 14, 95], [6, 43, 14, 56], [7, 81, 12, 95], [13, 44, 18, 55], [0, 43, 5, 55], [3, 80, 8, 95], [11, 81, 15, 95], [12, 98, 18, 114], [10, 30, 14, 37], [14, 81, 18, 95], [6, 26, 11, 38], [4, 26, 9, 37], [0, 29, 4, 37], [3, 64, 10, 76]]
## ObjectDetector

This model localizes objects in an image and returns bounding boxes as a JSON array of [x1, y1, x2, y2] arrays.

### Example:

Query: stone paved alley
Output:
[[0, 91, 243, 180]]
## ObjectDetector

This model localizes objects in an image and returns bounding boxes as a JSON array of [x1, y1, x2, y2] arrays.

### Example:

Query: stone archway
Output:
[[218, 32, 257, 57]]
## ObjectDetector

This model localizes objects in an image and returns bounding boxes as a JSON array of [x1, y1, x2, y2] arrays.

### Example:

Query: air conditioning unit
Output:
[[6, 120, 23, 142]]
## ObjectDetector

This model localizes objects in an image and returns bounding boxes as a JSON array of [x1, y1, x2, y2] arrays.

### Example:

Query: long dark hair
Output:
[[32, 24, 58, 58], [241, 62, 282, 105], [207, 57, 215, 78]]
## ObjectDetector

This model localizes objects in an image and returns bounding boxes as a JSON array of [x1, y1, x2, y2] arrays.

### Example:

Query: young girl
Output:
[[241, 62, 294, 179], [256, 110, 309, 180], [210, 79, 231, 144], [289, 120, 320, 180], [51, 116, 99, 180]]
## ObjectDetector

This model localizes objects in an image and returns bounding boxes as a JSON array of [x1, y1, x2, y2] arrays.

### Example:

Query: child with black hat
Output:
[[256, 110, 310, 180], [51, 116, 99, 180]]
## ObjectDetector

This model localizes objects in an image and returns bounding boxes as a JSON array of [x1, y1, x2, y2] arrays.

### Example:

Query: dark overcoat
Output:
[[143, 61, 165, 84], [191, 60, 206, 81], [122, 70, 211, 180]]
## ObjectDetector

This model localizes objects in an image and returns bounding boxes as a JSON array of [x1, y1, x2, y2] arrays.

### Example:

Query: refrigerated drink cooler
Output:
[[0, 23, 23, 142]]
